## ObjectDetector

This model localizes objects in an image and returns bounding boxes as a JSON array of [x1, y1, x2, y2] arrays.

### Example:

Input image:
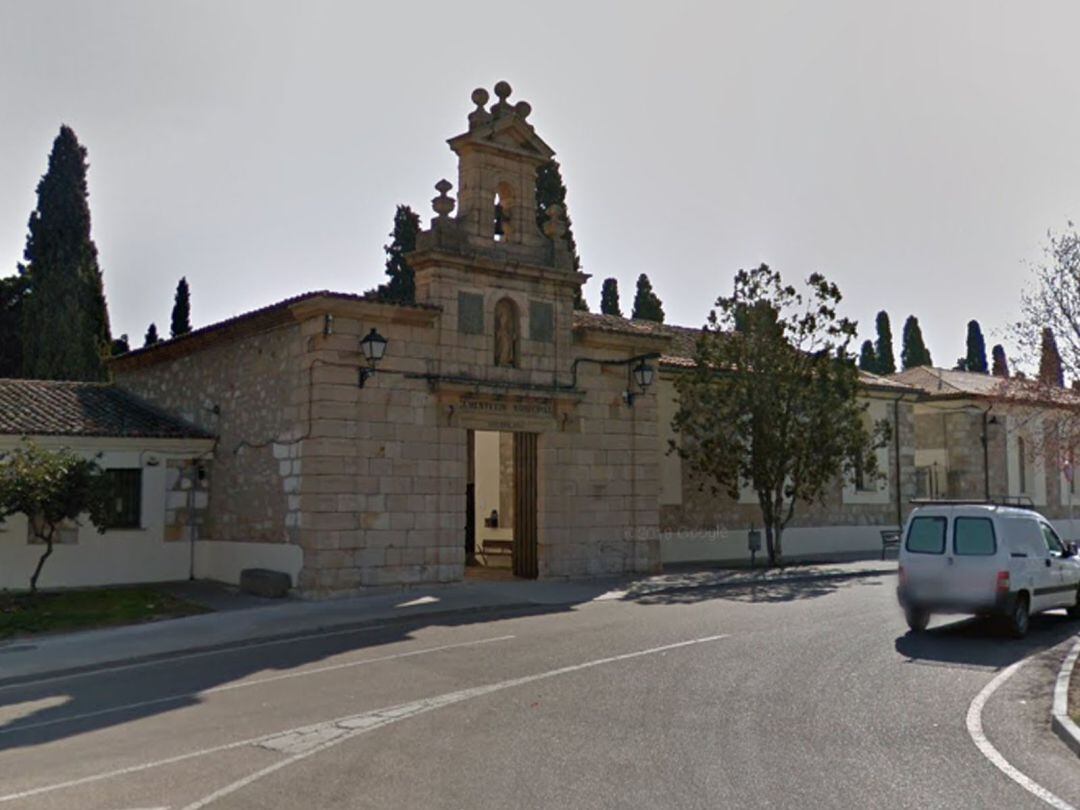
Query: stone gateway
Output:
[[112, 82, 665, 596]]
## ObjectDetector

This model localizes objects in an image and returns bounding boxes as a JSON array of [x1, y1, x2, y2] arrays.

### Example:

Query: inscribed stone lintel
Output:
[[440, 391, 580, 433]]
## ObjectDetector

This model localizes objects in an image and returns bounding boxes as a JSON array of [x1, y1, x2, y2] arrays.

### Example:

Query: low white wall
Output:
[[661, 525, 899, 565], [0, 445, 191, 590], [193, 540, 303, 586], [0, 515, 191, 590]]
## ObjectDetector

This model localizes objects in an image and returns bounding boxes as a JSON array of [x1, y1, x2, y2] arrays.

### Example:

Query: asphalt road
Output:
[[1, 572, 1079, 809]]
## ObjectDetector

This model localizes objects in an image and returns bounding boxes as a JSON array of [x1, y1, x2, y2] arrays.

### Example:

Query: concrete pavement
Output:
[[0, 559, 892, 686]]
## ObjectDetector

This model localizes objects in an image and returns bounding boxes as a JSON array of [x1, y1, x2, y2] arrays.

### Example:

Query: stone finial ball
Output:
[[471, 88, 489, 107], [514, 101, 531, 120], [435, 178, 452, 194], [494, 80, 512, 100]]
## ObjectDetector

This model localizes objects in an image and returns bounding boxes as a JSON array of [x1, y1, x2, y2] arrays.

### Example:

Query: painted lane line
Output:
[[0, 635, 515, 735], [0, 622, 407, 692], [966, 655, 1077, 810], [181, 634, 730, 810], [0, 634, 728, 805]]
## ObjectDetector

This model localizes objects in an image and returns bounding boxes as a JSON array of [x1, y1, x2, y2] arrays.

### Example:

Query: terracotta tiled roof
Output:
[[571, 311, 672, 338], [113, 290, 441, 364], [890, 366, 1080, 406], [0, 379, 213, 439], [856, 370, 920, 393], [570, 312, 917, 392]]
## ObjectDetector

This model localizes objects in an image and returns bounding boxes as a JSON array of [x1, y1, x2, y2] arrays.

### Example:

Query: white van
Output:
[[897, 502, 1080, 637]]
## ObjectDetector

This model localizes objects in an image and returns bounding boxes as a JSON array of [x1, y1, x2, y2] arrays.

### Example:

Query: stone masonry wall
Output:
[[294, 302, 662, 594], [539, 348, 661, 578], [660, 388, 916, 550], [163, 458, 211, 544], [114, 324, 305, 547], [296, 310, 463, 594]]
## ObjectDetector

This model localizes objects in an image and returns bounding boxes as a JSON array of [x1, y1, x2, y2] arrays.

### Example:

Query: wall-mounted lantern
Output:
[[358, 328, 389, 387], [624, 359, 655, 406]]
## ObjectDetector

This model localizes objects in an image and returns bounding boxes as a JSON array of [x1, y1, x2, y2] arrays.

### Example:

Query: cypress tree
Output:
[[1039, 327, 1065, 387], [991, 344, 1010, 378], [0, 273, 28, 377], [631, 273, 665, 322], [573, 285, 589, 312], [20, 126, 111, 380], [170, 277, 192, 338], [963, 320, 988, 373], [600, 278, 622, 317], [143, 323, 160, 348], [858, 340, 878, 373], [535, 160, 587, 312], [874, 311, 896, 374], [901, 315, 933, 369], [378, 205, 421, 303]]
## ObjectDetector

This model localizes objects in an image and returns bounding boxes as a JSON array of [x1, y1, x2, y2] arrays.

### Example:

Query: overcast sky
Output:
[[2, 1, 1079, 369]]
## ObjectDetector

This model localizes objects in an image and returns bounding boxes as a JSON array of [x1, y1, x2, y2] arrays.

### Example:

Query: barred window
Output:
[[104, 469, 142, 529]]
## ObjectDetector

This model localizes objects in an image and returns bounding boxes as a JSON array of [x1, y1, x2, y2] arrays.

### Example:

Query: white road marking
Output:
[[0, 622, 405, 692], [181, 634, 730, 809], [966, 652, 1077, 810], [0, 634, 728, 806], [0, 635, 515, 735]]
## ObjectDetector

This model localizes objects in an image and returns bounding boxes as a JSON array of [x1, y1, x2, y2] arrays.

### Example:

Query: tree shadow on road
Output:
[[894, 611, 1080, 672], [622, 572, 885, 606]]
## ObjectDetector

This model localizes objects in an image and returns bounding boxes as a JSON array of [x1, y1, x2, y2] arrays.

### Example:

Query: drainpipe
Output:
[[188, 463, 197, 581], [981, 404, 994, 501], [894, 395, 903, 528]]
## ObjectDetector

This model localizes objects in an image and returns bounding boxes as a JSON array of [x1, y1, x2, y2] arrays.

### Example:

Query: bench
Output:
[[881, 529, 901, 560]]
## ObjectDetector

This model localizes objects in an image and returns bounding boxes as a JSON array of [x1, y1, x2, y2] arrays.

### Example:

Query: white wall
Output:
[[474, 430, 501, 525], [1007, 413, 1047, 506], [193, 540, 303, 586], [0, 439, 209, 591], [661, 525, 897, 565], [842, 399, 892, 505]]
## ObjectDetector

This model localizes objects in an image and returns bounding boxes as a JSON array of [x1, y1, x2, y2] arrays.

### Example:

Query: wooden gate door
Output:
[[465, 430, 476, 562], [512, 432, 539, 579]]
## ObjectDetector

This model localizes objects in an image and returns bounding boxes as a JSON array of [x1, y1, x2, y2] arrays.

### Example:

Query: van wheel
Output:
[[1007, 594, 1030, 638], [905, 607, 930, 633], [1068, 587, 1080, 620]]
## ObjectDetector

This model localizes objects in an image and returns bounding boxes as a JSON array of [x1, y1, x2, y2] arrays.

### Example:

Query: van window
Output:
[[906, 516, 946, 554], [954, 517, 996, 556], [1041, 524, 1065, 554]]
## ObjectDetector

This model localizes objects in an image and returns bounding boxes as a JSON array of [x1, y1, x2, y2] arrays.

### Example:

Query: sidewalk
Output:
[[0, 559, 893, 686]]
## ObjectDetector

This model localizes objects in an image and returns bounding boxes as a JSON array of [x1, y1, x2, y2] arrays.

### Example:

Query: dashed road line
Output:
[[179, 634, 730, 809], [0, 634, 728, 806], [0, 635, 515, 735]]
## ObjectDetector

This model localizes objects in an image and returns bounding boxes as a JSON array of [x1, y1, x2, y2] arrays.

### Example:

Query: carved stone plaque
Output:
[[458, 292, 484, 335], [529, 300, 554, 343]]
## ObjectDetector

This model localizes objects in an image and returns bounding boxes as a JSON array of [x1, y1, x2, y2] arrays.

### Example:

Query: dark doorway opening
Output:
[[465, 429, 538, 579]]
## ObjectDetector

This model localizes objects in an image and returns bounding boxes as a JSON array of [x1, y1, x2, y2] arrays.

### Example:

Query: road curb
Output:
[[0, 565, 893, 689], [1051, 635, 1080, 757]]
